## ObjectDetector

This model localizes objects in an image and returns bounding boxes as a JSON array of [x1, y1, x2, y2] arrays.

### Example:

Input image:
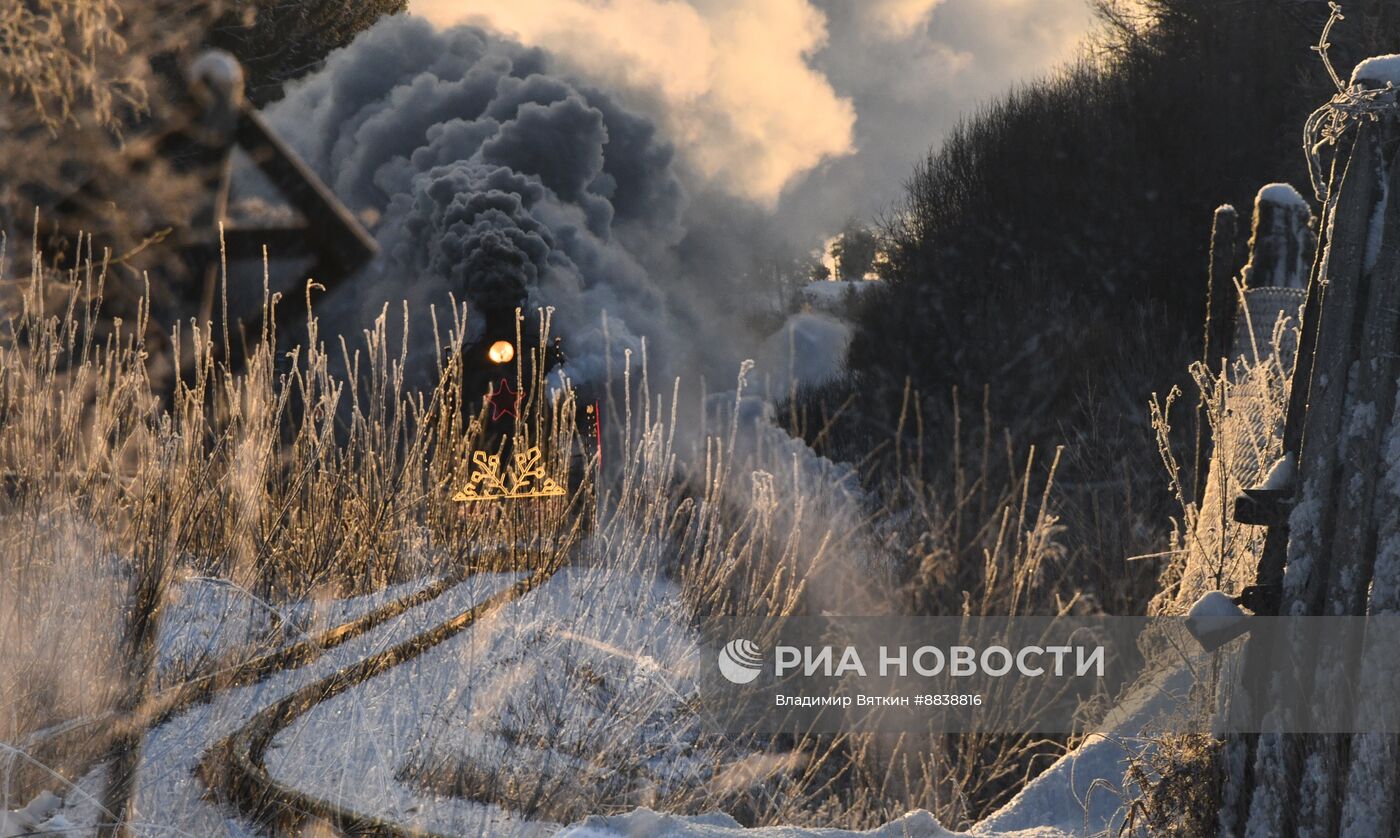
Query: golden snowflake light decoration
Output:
[[451, 444, 566, 503]]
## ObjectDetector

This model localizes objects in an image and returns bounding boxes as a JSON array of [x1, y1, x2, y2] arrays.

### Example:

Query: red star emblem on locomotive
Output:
[[486, 378, 522, 421]]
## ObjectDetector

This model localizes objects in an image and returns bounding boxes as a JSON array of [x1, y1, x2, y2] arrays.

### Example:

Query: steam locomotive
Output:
[[27, 49, 598, 490], [464, 303, 600, 490]]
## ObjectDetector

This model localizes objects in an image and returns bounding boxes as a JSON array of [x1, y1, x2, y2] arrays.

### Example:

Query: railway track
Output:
[[25, 568, 480, 787], [198, 558, 567, 836], [18, 533, 575, 837]]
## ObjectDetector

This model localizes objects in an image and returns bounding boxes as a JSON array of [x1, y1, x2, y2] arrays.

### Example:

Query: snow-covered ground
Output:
[[973, 663, 1198, 837], [262, 560, 711, 835], [35, 570, 521, 835], [0, 791, 70, 838], [553, 661, 1203, 838], [156, 573, 440, 686], [561, 808, 1031, 837], [8, 561, 1205, 837]]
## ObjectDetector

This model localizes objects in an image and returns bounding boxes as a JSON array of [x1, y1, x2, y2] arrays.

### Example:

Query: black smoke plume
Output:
[[252, 15, 850, 396]]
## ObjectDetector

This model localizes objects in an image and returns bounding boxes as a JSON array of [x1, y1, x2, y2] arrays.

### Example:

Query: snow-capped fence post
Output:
[[1195, 204, 1238, 506], [1243, 121, 1375, 838], [1220, 59, 1400, 837], [1241, 185, 1316, 292], [1228, 185, 1313, 372], [1173, 186, 1312, 618], [1216, 126, 1364, 833], [1194, 188, 1313, 518], [1297, 114, 1400, 838]]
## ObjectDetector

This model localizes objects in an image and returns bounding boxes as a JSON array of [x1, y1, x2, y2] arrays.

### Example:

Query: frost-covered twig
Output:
[[1303, 87, 1399, 203], [1312, 2, 1347, 94]]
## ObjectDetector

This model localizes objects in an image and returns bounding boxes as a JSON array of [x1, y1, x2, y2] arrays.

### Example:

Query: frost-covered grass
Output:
[[0, 234, 587, 821], [1150, 310, 1297, 615], [0, 238, 1120, 834]]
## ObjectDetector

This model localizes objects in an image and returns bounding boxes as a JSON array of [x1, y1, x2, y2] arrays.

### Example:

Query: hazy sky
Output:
[[408, 0, 1095, 238]]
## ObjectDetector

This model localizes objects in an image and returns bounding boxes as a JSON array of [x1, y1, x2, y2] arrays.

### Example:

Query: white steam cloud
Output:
[[409, 0, 1095, 238], [867, 0, 944, 37], [410, 0, 856, 206]]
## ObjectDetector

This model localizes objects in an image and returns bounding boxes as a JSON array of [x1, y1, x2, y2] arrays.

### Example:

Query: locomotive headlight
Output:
[[488, 340, 515, 364]]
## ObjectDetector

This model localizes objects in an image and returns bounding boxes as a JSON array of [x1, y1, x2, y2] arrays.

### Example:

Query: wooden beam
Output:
[[234, 105, 377, 275]]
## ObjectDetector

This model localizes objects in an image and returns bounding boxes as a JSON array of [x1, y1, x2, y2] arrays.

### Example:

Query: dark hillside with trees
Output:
[[210, 0, 409, 104], [862, 0, 1400, 431], [806, 0, 1400, 612]]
